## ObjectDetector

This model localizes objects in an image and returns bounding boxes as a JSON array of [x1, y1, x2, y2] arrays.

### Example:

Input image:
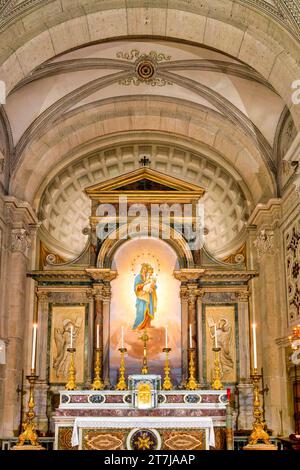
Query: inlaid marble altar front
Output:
[[54, 390, 228, 450]]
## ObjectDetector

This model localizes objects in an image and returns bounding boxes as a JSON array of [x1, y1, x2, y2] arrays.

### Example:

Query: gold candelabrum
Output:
[[248, 368, 272, 446], [91, 348, 104, 390], [65, 347, 77, 390], [140, 330, 149, 375], [186, 347, 197, 390], [211, 347, 223, 390], [116, 347, 127, 390], [15, 373, 44, 448], [162, 347, 173, 390]]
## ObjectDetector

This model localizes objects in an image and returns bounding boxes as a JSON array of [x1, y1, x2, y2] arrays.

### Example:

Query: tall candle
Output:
[[189, 324, 192, 348], [121, 326, 124, 349], [252, 323, 257, 369], [96, 324, 100, 349], [31, 323, 38, 371], [70, 325, 73, 348], [165, 326, 168, 348], [214, 324, 218, 348]]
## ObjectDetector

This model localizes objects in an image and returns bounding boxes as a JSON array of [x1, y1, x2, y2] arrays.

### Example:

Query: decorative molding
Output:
[[248, 199, 282, 228], [174, 269, 205, 282], [85, 269, 117, 282], [116, 50, 171, 63]]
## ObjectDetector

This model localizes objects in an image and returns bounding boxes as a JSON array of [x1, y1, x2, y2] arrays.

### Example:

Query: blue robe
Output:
[[132, 273, 156, 330]]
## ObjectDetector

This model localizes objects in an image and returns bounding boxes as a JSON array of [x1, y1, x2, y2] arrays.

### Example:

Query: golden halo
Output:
[[131, 252, 161, 276]]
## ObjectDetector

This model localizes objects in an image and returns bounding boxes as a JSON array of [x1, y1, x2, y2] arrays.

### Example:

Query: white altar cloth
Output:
[[71, 416, 215, 449]]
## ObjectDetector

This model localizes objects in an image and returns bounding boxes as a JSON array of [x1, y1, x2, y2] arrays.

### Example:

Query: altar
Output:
[[53, 389, 227, 450], [25, 167, 258, 450]]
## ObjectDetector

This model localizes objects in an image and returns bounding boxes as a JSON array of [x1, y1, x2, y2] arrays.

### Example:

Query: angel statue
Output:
[[53, 318, 82, 378], [208, 316, 234, 379]]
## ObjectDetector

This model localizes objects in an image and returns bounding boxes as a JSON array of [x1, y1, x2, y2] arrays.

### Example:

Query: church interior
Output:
[[0, 0, 300, 452]]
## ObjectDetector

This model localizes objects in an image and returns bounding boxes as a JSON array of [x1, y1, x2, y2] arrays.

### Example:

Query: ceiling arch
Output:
[[10, 97, 276, 204], [0, 2, 299, 132]]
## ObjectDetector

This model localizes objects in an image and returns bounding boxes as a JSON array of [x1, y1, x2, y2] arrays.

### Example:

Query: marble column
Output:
[[187, 284, 199, 382], [92, 285, 104, 384], [35, 291, 50, 433], [249, 200, 290, 434], [235, 290, 253, 429], [180, 285, 189, 383], [102, 284, 111, 386], [3, 227, 32, 436], [197, 291, 205, 385], [86, 289, 94, 386], [236, 291, 251, 381]]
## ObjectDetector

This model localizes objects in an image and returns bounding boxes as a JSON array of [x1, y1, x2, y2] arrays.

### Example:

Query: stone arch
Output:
[[97, 225, 194, 270]]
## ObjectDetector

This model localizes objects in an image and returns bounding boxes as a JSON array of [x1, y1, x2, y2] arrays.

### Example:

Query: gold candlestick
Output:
[[247, 369, 273, 446], [65, 347, 77, 390], [140, 330, 149, 375], [116, 347, 127, 390], [14, 374, 44, 449], [162, 347, 173, 390], [91, 348, 104, 390], [211, 347, 223, 390], [186, 347, 197, 390]]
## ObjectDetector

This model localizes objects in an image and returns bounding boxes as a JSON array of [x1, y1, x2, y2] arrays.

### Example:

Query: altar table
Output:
[[54, 390, 229, 450]]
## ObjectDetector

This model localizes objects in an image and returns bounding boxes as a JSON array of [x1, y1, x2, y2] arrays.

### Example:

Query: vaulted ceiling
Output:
[[0, 1, 299, 259]]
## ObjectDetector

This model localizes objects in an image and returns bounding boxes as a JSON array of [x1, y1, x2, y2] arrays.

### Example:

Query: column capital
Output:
[[36, 290, 51, 303], [92, 285, 103, 300], [253, 229, 275, 261], [10, 227, 31, 255], [235, 290, 250, 302]]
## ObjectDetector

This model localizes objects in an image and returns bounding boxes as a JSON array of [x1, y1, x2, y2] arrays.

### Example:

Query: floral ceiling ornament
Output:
[[116, 50, 173, 87], [253, 229, 275, 260]]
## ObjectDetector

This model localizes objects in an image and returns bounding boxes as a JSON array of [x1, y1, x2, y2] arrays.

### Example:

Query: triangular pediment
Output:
[[85, 167, 205, 199]]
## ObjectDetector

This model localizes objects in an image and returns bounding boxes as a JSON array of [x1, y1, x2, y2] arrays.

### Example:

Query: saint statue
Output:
[[132, 263, 157, 330]]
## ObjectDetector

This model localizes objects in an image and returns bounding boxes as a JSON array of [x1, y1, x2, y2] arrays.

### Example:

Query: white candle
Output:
[[165, 326, 168, 349], [121, 326, 124, 349], [31, 323, 38, 371], [252, 323, 257, 369], [214, 324, 218, 348], [70, 325, 73, 348], [189, 324, 192, 348], [96, 324, 100, 349]]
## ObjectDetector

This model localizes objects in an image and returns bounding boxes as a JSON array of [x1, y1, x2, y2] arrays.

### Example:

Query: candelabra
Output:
[[140, 330, 149, 375], [14, 373, 44, 449], [186, 347, 197, 390], [211, 347, 223, 390], [162, 347, 173, 390], [91, 348, 104, 390], [247, 369, 273, 447], [116, 347, 127, 390], [65, 347, 77, 390]]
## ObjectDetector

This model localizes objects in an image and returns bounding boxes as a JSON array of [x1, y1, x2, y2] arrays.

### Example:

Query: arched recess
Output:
[[97, 226, 194, 270], [108, 236, 182, 384]]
